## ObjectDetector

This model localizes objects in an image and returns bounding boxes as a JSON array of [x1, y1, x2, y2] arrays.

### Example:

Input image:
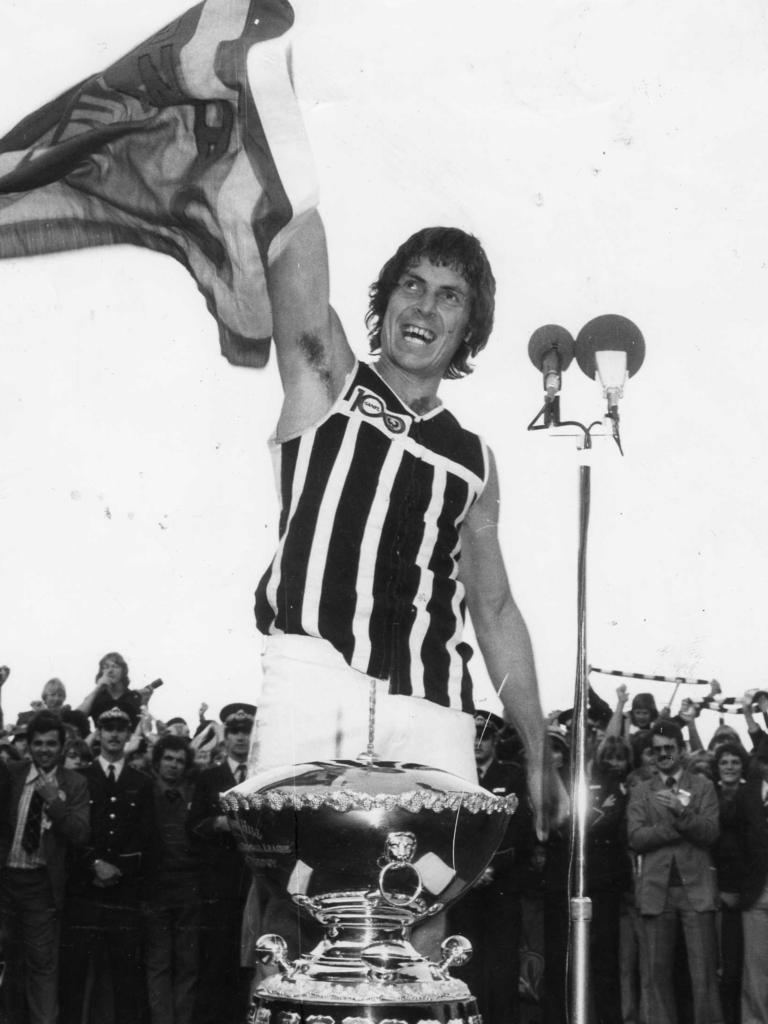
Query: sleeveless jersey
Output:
[[254, 362, 489, 711]]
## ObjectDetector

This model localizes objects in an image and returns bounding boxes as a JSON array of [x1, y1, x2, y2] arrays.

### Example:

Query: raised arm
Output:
[[267, 210, 355, 439], [460, 447, 565, 839]]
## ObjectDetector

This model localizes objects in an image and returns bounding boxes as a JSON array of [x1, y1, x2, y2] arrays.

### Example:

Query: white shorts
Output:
[[248, 634, 477, 783]]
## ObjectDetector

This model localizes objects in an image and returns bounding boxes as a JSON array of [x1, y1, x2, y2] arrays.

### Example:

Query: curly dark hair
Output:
[[365, 227, 496, 380], [152, 733, 193, 771]]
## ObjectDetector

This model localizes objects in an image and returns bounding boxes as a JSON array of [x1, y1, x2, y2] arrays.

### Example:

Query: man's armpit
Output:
[[298, 331, 333, 388]]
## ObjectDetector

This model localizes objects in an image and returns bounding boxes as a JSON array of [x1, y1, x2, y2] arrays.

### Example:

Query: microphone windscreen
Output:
[[527, 324, 575, 372], [575, 315, 645, 379]]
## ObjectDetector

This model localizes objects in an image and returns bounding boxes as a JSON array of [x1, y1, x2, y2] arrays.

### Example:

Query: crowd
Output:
[[0, 655, 766, 1024], [487, 683, 768, 1024]]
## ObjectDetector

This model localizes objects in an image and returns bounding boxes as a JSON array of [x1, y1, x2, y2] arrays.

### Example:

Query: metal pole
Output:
[[570, 458, 593, 1024]]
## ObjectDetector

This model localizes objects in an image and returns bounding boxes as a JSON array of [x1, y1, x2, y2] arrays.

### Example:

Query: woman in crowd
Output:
[[712, 741, 749, 1024], [77, 651, 146, 729]]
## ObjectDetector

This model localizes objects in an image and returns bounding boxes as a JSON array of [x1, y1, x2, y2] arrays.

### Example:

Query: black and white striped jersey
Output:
[[254, 362, 489, 711]]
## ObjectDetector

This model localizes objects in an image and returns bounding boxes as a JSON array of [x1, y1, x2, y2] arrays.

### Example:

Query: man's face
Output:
[[29, 729, 62, 772], [651, 735, 682, 775], [225, 725, 251, 761], [379, 258, 472, 381], [474, 731, 496, 765], [157, 748, 187, 784], [98, 723, 130, 758]]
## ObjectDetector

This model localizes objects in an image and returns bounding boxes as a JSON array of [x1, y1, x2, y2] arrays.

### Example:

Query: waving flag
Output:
[[0, 0, 317, 367]]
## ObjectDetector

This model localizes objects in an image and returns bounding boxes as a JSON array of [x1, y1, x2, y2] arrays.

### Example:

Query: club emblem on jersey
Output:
[[349, 387, 409, 435]]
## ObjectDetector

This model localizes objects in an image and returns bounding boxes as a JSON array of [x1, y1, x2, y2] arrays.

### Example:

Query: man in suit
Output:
[[188, 703, 254, 1024], [735, 735, 768, 1024], [0, 709, 90, 1024], [59, 704, 154, 1024], [627, 720, 723, 1024]]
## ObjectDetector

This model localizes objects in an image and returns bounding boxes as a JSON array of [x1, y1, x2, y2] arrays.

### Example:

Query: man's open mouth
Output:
[[402, 324, 436, 344]]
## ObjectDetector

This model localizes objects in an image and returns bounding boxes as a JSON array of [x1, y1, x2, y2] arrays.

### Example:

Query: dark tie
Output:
[[235, 765, 246, 785], [665, 776, 677, 792], [107, 764, 116, 787], [21, 790, 45, 854], [165, 788, 181, 803]]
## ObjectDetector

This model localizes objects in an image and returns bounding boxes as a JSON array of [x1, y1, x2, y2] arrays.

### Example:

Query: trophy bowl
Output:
[[222, 759, 516, 929], [222, 759, 517, 1020]]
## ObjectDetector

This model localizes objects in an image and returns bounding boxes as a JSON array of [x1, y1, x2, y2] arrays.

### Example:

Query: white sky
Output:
[[1, 0, 766, 746]]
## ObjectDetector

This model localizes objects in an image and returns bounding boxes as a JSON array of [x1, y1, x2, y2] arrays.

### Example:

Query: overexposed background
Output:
[[1, 0, 766, 746]]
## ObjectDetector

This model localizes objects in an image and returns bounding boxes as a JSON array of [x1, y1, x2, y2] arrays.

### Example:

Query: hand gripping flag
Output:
[[0, 0, 318, 367]]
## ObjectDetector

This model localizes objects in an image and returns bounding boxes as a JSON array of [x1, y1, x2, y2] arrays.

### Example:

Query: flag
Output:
[[0, 0, 318, 368]]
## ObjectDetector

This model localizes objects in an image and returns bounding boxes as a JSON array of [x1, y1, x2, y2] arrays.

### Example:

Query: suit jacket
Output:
[[70, 761, 154, 894], [627, 769, 719, 914], [733, 776, 768, 909], [188, 761, 249, 902], [1, 761, 90, 908]]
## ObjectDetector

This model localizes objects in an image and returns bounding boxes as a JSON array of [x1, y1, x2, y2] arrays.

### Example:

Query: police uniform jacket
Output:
[[188, 761, 249, 903], [71, 760, 154, 893]]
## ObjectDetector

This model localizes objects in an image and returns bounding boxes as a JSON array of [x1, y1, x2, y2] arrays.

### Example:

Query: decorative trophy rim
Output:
[[221, 787, 517, 817]]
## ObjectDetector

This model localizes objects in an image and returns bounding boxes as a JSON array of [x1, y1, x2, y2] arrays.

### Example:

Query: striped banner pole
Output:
[[589, 666, 714, 686]]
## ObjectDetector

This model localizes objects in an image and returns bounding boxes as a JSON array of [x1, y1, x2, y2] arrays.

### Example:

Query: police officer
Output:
[[188, 703, 255, 1024], [448, 711, 534, 1024], [60, 705, 154, 1024]]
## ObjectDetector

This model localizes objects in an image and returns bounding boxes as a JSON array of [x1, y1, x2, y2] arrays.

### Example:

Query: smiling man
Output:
[[627, 720, 723, 1024], [0, 710, 89, 1024], [248, 209, 555, 837]]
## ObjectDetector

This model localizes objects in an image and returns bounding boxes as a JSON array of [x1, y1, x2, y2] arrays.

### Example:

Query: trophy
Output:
[[222, 690, 517, 1024]]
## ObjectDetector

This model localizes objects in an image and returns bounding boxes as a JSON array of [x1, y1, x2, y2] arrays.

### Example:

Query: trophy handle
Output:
[[377, 861, 423, 907]]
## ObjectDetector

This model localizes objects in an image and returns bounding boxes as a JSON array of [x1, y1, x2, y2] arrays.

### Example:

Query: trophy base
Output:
[[248, 994, 482, 1024]]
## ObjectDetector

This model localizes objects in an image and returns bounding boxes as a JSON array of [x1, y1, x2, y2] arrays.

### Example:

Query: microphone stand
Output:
[[529, 397, 605, 1024]]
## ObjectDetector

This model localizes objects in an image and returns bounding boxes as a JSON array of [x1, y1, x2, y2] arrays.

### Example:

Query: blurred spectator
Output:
[[712, 742, 748, 1024], [165, 718, 190, 739], [10, 722, 30, 762], [735, 735, 768, 1024], [62, 738, 92, 770], [627, 720, 722, 1024], [448, 712, 533, 1024], [588, 736, 634, 1024], [76, 652, 151, 730], [0, 741, 22, 765], [0, 710, 89, 1024], [143, 735, 201, 1024], [40, 679, 90, 740], [60, 705, 154, 1024], [188, 703, 254, 1024], [0, 664, 9, 730]]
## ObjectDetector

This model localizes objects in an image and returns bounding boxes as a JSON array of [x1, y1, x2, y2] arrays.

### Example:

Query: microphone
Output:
[[528, 324, 575, 400], [574, 314, 645, 414], [575, 315, 645, 453]]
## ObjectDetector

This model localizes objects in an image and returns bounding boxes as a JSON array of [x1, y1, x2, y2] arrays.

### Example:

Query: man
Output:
[[59, 705, 154, 1024], [251, 204, 554, 833], [734, 734, 768, 1024], [0, 710, 89, 1024], [447, 711, 532, 1023], [627, 720, 723, 1024], [188, 703, 255, 1024], [143, 735, 201, 1024]]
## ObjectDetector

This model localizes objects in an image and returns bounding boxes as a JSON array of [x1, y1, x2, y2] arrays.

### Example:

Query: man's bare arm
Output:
[[267, 210, 355, 439], [460, 448, 566, 839]]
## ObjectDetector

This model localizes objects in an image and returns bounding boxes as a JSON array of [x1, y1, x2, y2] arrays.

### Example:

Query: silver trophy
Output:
[[222, 688, 517, 1024]]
